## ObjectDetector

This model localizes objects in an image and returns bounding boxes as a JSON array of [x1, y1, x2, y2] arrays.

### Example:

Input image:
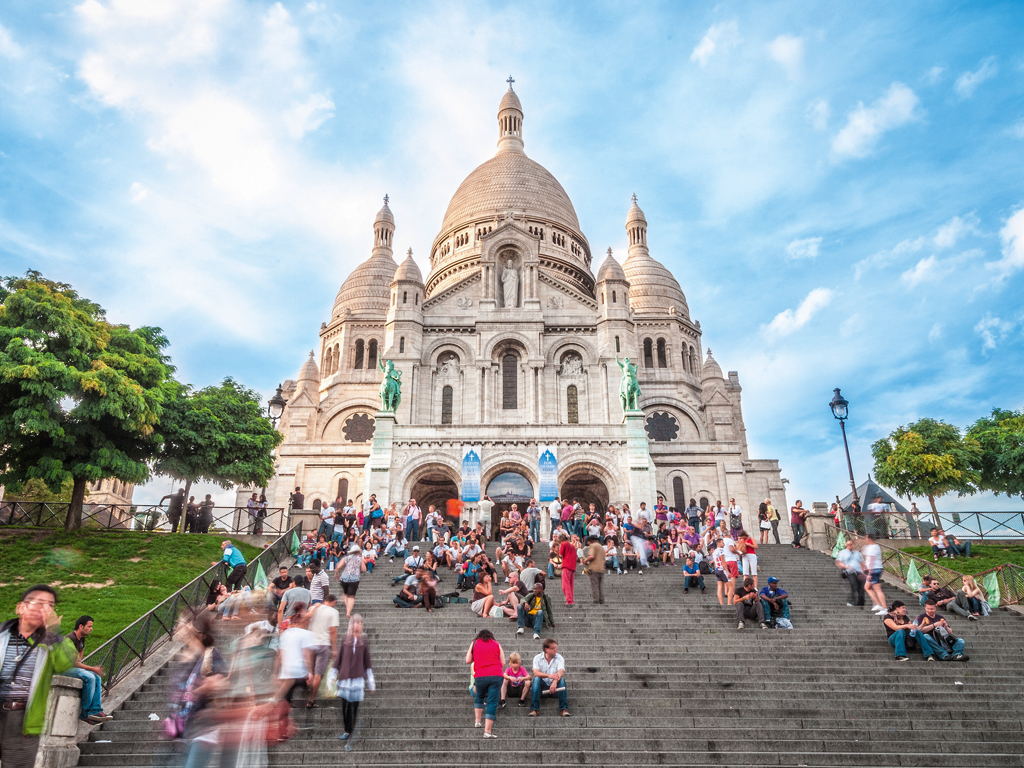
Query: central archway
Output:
[[559, 470, 610, 517], [410, 473, 460, 526], [485, 471, 533, 539]]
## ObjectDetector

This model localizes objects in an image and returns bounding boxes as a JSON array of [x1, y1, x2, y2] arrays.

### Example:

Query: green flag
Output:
[[905, 560, 922, 591], [983, 571, 1001, 607], [831, 531, 846, 558], [291, 531, 301, 556], [253, 561, 268, 591]]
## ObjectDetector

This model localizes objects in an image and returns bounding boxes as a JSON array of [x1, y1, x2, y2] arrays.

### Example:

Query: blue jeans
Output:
[[949, 540, 972, 557], [517, 605, 544, 633], [385, 544, 407, 559], [887, 628, 935, 658], [761, 597, 790, 621], [529, 519, 540, 542], [473, 676, 502, 721], [330, 529, 345, 545], [406, 520, 419, 542], [316, 520, 333, 540], [547, 562, 555, 578], [530, 676, 567, 712], [683, 574, 706, 591], [63, 668, 103, 718]]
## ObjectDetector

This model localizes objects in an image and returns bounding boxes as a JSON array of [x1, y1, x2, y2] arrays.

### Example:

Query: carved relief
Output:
[[546, 295, 564, 309], [437, 353, 461, 380], [342, 413, 376, 442], [558, 352, 584, 378], [456, 297, 473, 309]]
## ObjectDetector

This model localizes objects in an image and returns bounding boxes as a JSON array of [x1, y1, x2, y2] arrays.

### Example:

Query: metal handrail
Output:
[[83, 522, 301, 692], [824, 523, 1023, 607], [0, 499, 287, 535], [836, 510, 1024, 541]]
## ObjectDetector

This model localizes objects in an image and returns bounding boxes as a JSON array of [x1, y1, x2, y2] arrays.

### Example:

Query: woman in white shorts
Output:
[[737, 530, 758, 589]]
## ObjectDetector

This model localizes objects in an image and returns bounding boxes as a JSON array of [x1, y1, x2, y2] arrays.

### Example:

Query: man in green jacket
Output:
[[515, 582, 556, 640], [0, 584, 78, 768]]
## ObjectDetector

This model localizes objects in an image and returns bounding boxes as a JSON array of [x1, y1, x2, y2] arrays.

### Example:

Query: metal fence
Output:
[[82, 522, 300, 692], [836, 510, 1024, 541], [824, 523, 1024, 606], [0, 499, 287, 535]]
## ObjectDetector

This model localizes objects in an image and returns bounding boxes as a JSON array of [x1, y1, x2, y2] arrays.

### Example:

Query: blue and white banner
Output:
[[538, 445, 558, 502], [461, 445, 481, 502]]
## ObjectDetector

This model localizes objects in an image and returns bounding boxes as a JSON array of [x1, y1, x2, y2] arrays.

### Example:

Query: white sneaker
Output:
[[516, 627, 524, 635], [533, 633, 540, 640], [638, 569, 643, 575]]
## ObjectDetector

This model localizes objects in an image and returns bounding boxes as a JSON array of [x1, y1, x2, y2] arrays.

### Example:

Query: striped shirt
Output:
[[0, 631, 37, 701]]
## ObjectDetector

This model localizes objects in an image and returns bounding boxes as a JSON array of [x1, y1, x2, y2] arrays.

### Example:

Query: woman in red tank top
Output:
[[465, 629, 505, 736]]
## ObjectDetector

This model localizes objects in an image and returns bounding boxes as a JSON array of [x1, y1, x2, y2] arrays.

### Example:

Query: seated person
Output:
[[517, 582, 555, 639], [916, 574, 938, 605], [384, 532, 409, 561], [945, 531, 972, 558], [955, 575, 984, 619], [433, 540, 457, 569], [682, 554, 706, 593], [497, 571, 528, 617], [916, 599, 969, 661], [326, 540, 343, 571], [604, 537, 621, 574], [470, 573, 496, 617], [927, 528, 948, 560], [621, 540, 640, 572], [418, 568, 438, 613], [392, 546, 425, 585], [734, 577, 767, 630], [530, 639, 569, 717], [296, 533, 317, 566], [921, 577, 957, 612], [457, 555, 482, 590], [474, 521, 489, 543], [501, 652, 531, 708], [266, 566, 293, 609], [519, 558, 544, 591], [759, 576, 790, 624], [882, 601, 935, 660], [393, 570, 423, 608], [361, 540, 378, 573]]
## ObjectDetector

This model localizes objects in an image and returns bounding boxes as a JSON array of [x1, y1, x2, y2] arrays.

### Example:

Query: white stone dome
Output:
[[596, 248, 627, 283], [298, 350, 319, 381], [332, 252, 397, 318], [701, 349, 723, 382], [393, 250, 424, 285], [622, 251, 688, 317]]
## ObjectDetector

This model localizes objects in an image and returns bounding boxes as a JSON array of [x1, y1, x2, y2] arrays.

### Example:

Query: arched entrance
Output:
[[559, 469, 610, 517], [410, 474, 460, 525], [485, 471, 534, 539]]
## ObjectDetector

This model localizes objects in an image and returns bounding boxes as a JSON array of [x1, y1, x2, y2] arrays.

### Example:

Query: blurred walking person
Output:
[[335, 615, 375, 744]]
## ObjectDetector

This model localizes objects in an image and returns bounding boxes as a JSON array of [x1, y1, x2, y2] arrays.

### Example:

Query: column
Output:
[[364, 411, 395, 511]]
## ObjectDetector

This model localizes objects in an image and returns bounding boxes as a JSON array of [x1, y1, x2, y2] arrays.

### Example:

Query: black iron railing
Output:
[[0, 500, 287, 535], [83, 522, 301, 691], [836, 510, 1024, 541], [824, 523, 1024, 606]]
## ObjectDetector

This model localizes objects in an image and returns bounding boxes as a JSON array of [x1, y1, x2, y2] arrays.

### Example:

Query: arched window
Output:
[[612, 290, 617, 303], [368, 340, 378, 369], [615, 336, 620, 353], [441, 385, 454, 424], [402, 291, 408, 304], [399, 337, 405, 353], [323, 347, 332, 378], [656, 338, 667, 368], [643, 338, 654, 368], [601, 291, 605, 305], [415, 293, 419, 305], [566, 385, 579, 424], [337, 478, 349, 504], [502, 353, 518, 410], [690, 347, 699, 374], [681, 344, 689, 373], [354, 339, 364, 369], [672, 477, 685, 513]]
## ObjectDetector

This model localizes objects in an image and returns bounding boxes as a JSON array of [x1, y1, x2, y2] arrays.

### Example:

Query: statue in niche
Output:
[[559, 354, 583, 378], [501, 258, 519, 308], [437, 354, 460, 379]]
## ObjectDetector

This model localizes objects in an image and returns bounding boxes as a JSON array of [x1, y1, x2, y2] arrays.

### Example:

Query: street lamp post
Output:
[[258, 385, 287, 534], [829, 388, 859, 508]]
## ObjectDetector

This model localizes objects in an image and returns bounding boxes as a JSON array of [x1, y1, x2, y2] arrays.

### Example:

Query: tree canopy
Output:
[[871, 418, 982, 514], [968, 409, 1024, 500], [151, 377, 283, 515], [0, 271, 174, 528]]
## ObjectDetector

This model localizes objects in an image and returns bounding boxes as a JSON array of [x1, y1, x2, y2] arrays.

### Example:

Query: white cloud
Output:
[[129, 182, 149, 203], [763, 287, 835, 339], [974, 313, 1013, 351], [831, 82, 921, 160], [1009, 120, 1024, 140], [928, 322, 943, 343], [690, 21, 739, 67], [768, 34, 803, 79], [806, 99, 829, 131], [955, 57, 997, 99], [0, 23, 25, 60], [854, 236, 925, 280], [282, 92, 335, 139], [986, 206, 1024, 282], [786, 236, 822, 260], [924, 65, 946, 85], [934, 212, 979, 249]]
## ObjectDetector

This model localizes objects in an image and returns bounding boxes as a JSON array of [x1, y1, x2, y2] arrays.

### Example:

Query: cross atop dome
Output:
[[631, 192, 637, 204], [384, 194, 389, 205], [506, 74, 515, 89], [407, 247, 413, 258]]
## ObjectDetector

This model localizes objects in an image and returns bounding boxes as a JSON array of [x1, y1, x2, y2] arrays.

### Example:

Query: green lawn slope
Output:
[[0, 530, 263, 649], [901, 543, 1024, 575]]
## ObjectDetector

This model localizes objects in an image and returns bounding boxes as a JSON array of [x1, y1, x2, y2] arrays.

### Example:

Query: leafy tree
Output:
[[968, 409, 1024, 499], [152, 377, 283, 525], [3, 478, 78, 503], [871, 418, 981, 515], [0, 271, 173, 529]]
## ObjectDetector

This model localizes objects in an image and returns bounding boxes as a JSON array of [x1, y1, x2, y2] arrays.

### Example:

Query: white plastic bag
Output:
[[774, 618, 793, 630], [324, 667, 339, 698]]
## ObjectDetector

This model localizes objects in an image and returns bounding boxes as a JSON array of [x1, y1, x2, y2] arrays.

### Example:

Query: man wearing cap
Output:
[[759, 577, 790, 627], [393, 546, 425, 585]]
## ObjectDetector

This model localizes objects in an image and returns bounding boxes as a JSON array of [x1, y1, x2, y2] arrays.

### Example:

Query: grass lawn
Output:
[[901, 544, 1024, 575], [0, 530, 263, 650]]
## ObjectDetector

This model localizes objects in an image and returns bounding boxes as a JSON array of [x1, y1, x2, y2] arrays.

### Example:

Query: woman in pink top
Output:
[[465, 629, 505, 736], [559, 535, 579, 605]]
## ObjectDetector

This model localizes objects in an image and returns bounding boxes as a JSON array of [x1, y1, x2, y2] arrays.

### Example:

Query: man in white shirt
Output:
[[861, 533, 887, 614], [722, 535, 740, 605], [865, 494, 889, 539], [530, 639, 568, 716], [834, 538, 866, 607], [317, 503, 334, 540], [548, 497, 562, 538], [478, 495, 494, 541], [277, 606, 316, 705], [393, 546, 425, 584], [404, 498, 422, 542], [385, 532, 409, 562], [305, 594, 339, 708]]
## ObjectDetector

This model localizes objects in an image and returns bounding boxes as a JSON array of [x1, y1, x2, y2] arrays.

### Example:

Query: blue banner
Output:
[[461, 448, 481, 502], [538, 447, 558, 502]]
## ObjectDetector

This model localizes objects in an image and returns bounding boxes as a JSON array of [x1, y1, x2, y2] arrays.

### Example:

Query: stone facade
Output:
[[254, 84, 787, 536]]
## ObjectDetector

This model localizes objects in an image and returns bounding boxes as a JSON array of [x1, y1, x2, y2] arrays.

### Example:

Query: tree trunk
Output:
[[927, 494, 940, 529], [65, 476, 87, 530], [179, 478, 193, 534]]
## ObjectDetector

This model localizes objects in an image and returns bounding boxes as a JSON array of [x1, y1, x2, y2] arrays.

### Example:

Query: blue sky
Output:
[[1, 1, 1022, 510]]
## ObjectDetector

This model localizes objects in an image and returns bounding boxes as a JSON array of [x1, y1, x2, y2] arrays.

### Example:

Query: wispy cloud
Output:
[[854, 236, 926, 280], [924, 65, 946, 85], [768, 34, 803, 79], [831, 83, 920, 160], [0, 22, 25, 60], [763, 287, 835, 339], [928, 322, 943, 342], [690, 21, 739, 67], [934, 212, 979, 248], [975, 313, 1014, 350], [986, 206, 1024, 282], [806, 99, 829, 130], [786, 236, 822, 260], [955, 57, 998, 98]]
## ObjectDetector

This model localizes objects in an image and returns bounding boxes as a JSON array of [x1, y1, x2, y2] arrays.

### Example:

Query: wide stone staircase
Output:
[[78, 543, 1024, 767]]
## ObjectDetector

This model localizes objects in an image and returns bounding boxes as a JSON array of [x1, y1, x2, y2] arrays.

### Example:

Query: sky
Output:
[[1, 1, 1023, 511]]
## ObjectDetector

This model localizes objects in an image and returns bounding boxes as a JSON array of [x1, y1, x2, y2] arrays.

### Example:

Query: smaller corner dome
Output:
[[393, 249, 424, 285], [298, 350, 319, 381], [375, 196, 395, 226], [701, 349, 724, 382], [333, 252, 398, 317], [596, 248, 627, 283], [625, 194, 647, 227], [499, 86, 523, 113]]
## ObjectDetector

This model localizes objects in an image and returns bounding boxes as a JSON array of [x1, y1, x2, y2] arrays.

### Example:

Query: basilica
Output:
[[258, 83, 787, 538]]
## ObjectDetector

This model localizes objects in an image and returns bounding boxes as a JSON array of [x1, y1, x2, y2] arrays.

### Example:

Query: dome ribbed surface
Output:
[[394, 253, 424, 285], [499, 88, 523, 113], [440, 152, 580, 236], [333, 252, 397, 317], [701, 350, 724, 382], [375, 200, 394, 225], [626, 199, 647, 226], [298, 351, 319, 381], [622, 252, 689, 317], [596, 250, 627, 283]]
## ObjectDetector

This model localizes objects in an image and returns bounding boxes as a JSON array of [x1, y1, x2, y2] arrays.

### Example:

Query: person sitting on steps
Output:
[[883, 601, 937, 661], [529, 638, 569, 717], [734, 577, 768, 630], [759, 577, 790, 627], [517, 582, 555, 640], [392, 546, 424, 586], [682, 553, 705, 594], [927, 528, 949, 560], [500, 651, 531, 709], [916, 599, 969, 661]]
